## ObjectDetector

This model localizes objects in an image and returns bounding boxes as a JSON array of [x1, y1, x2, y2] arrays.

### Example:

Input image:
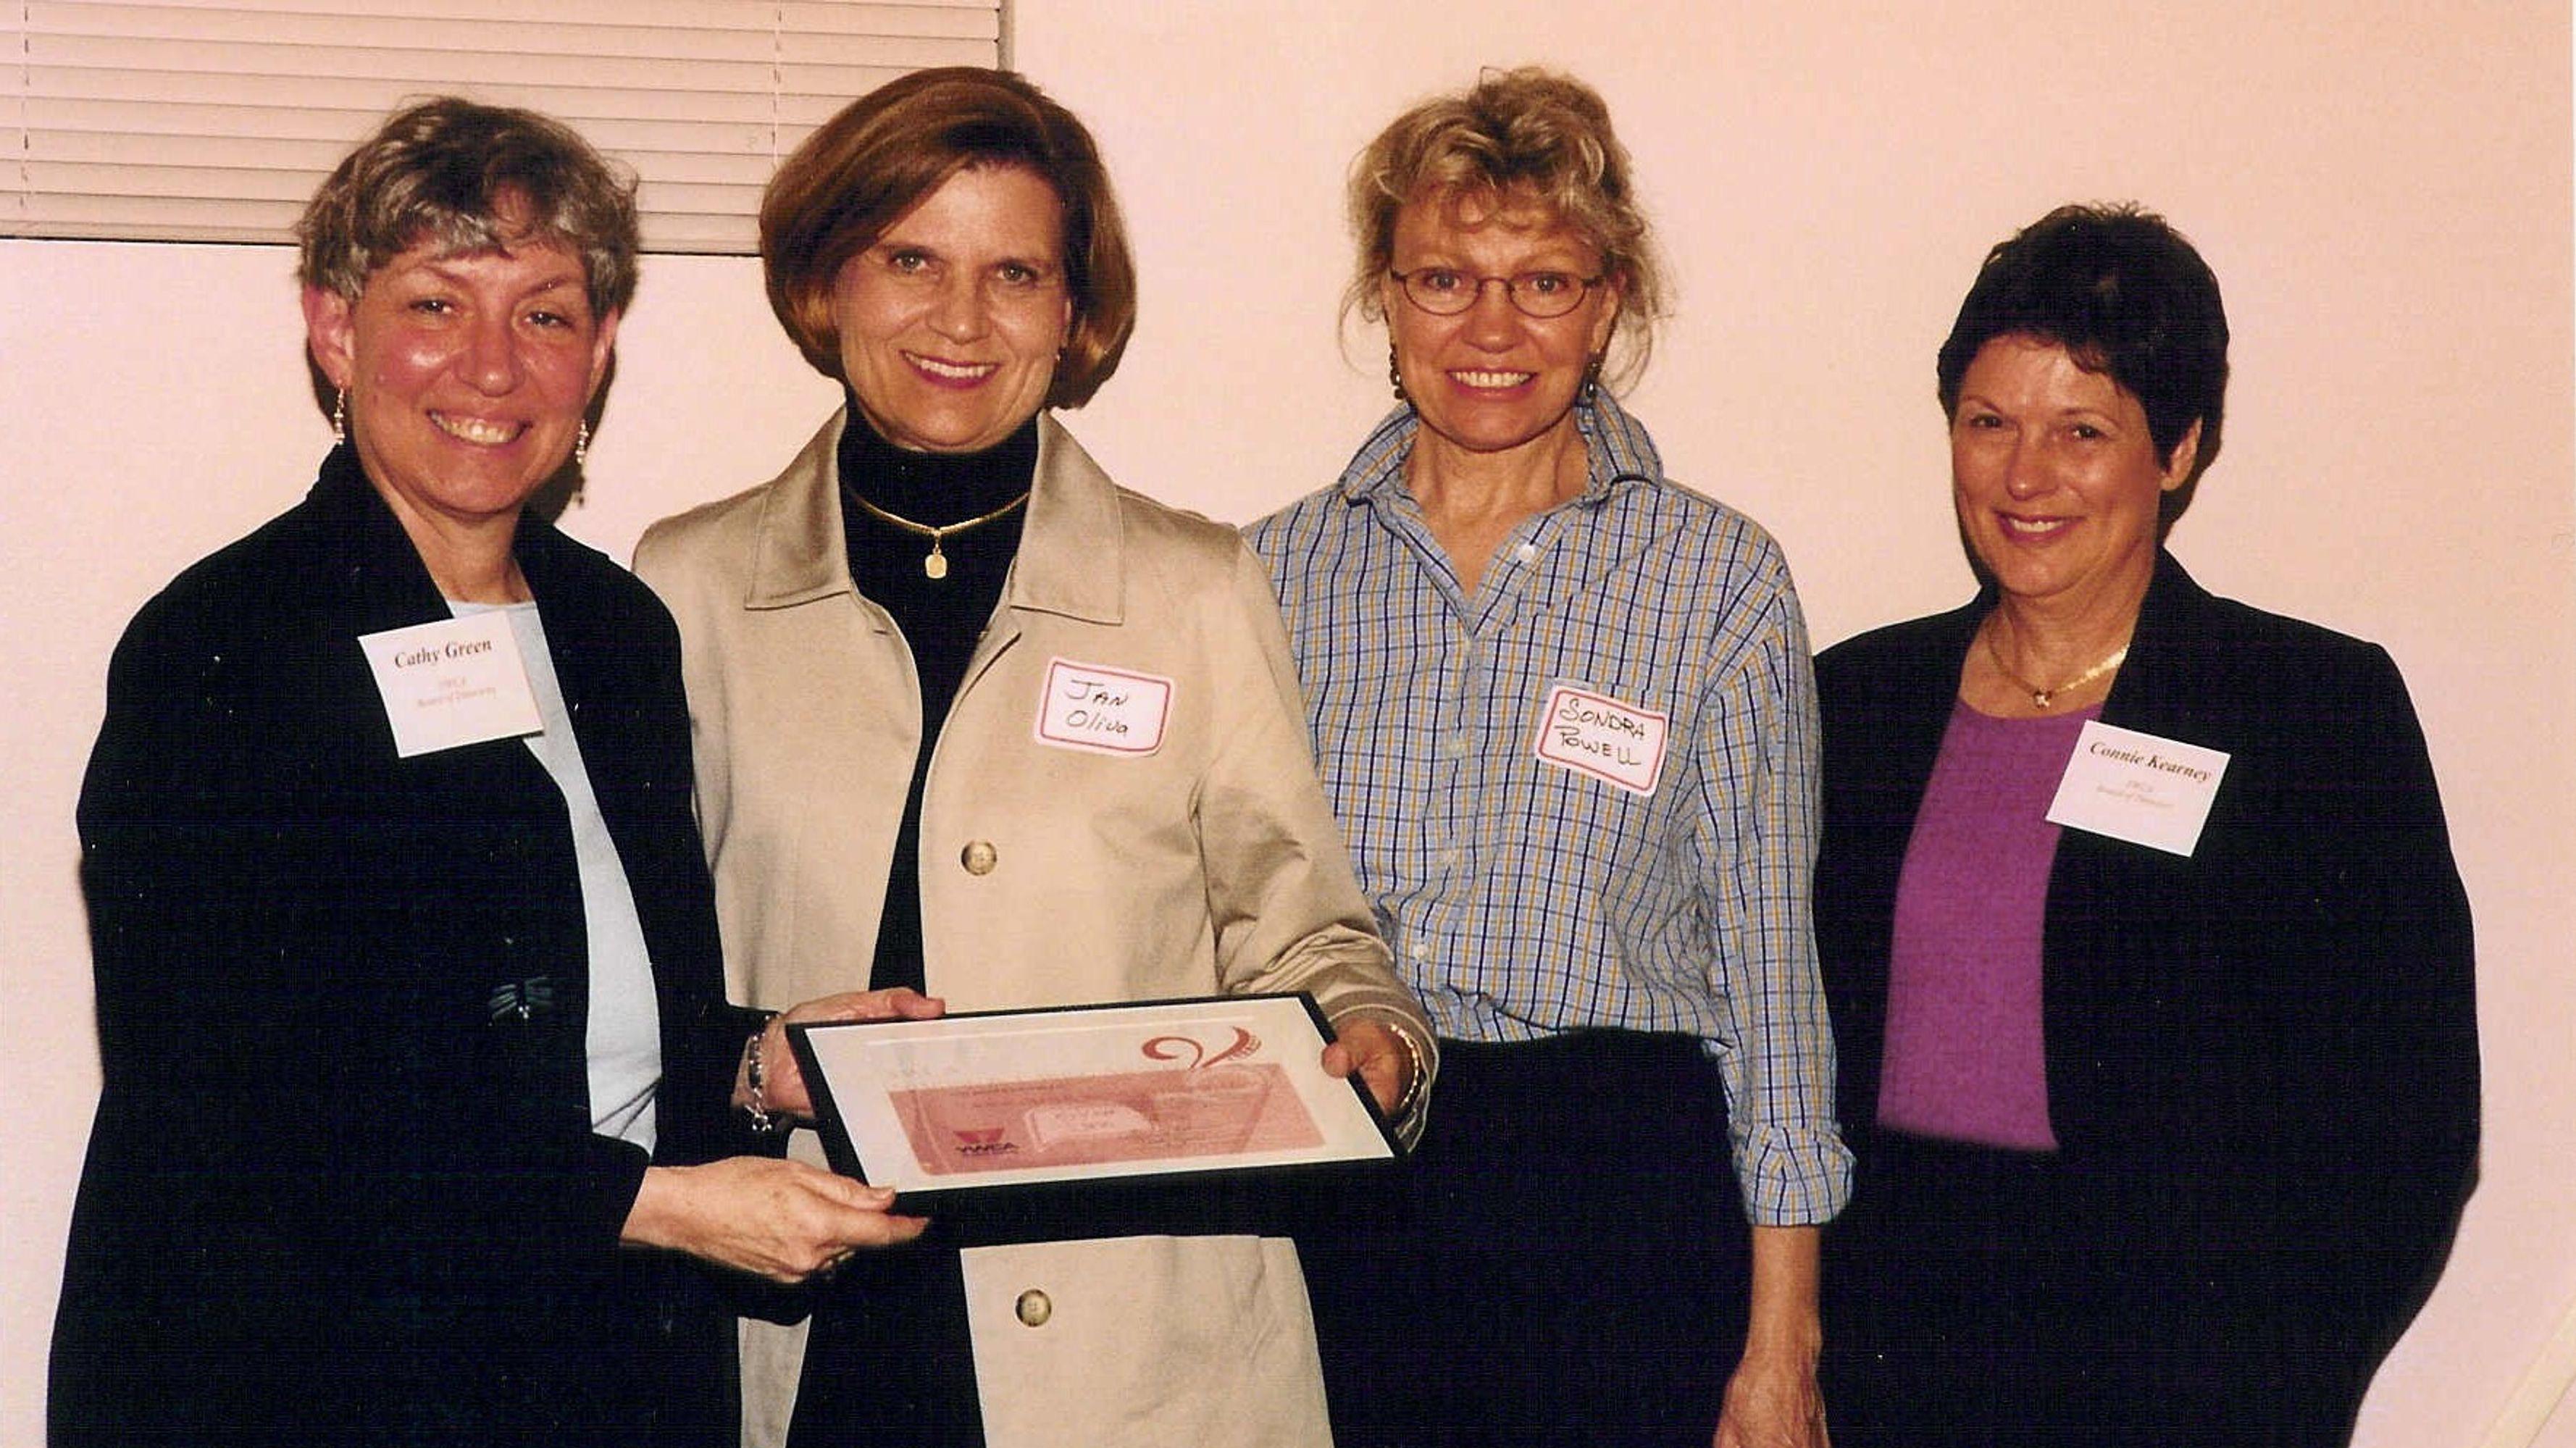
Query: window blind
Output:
[[3, 0, 1005, 252]]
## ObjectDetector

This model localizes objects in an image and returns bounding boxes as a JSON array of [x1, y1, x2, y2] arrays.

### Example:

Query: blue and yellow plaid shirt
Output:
[[1247, 393, 1852, 1225]]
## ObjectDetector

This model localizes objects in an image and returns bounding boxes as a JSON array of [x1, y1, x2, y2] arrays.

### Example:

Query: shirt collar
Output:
[[1334, 390, 1665, 506], [745, 409, 1124, 626], [1575, 388, 1664, 498]]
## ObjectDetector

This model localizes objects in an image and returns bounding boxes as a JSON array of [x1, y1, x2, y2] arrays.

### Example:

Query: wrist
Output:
[[740, 1014, 787, 1134], [1739, 1308, 1823, 1365], [622, 1164, 684, 1249], [1336, 1008, 1431, 1123], [1739, 1332, 1820, 1368]]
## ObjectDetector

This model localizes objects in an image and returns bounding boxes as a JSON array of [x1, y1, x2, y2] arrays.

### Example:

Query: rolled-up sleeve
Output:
[[1692, 546, 1852, 1225]]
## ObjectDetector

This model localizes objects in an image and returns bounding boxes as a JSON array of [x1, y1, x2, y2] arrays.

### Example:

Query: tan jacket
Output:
[[635, 411, 1426, 1447]]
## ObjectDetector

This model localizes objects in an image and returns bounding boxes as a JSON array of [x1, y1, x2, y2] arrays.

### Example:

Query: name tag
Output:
[[1532, 683, 1669, 795], [2045, 720, 2230, 856], [357, 612, 543, 758], [1032, 657, 1172, 757]]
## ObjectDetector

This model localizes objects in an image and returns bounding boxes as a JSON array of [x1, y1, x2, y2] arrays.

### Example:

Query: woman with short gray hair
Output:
[[50, 96, 927, 1448]]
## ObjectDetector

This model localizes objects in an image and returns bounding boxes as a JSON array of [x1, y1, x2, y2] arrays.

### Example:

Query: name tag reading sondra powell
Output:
[[1032, 657, 1172, 757], [357, 612, 543, 758], [2045, 720, 2230, 856], [1532, 683, 1670, 795]]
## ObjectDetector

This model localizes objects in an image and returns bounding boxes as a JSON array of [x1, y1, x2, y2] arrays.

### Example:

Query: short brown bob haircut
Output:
[[1347, 67, 1665, 389], [761, 67, 1137, 409], [296, 96, 641, 317], [1937, 203, 2228, 496]]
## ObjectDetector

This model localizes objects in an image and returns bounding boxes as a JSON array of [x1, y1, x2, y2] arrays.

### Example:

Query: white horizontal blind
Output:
[[3, 0, 1004, 252]]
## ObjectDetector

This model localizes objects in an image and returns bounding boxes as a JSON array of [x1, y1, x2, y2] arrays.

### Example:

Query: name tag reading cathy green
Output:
[[2045, 720, 2231, 856], [356, 612, 543, 758]]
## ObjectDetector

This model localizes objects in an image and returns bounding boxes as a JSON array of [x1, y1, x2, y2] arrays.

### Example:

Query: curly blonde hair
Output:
[[1346, 67, 1665, 388]]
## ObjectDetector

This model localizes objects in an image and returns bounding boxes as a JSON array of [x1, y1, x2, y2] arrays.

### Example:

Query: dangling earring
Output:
[[1388, 344, 1408, 404], [331, 388, 348, 446], [1581, 354, 1606, 407], [574, 421, 590, 469]]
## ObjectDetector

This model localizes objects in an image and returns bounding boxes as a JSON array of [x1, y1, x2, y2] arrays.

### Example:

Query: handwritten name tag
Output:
[[357, 611, 543, 758], [1532, 683, 1669, 795], [1032, 658, 1172, 757], [2045, 720, 2230, 856]]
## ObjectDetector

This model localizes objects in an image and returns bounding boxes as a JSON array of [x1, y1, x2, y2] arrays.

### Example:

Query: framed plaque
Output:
[[788, 994, 1400, 1201]]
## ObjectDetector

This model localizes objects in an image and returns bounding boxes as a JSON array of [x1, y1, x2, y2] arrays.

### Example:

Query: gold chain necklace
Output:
[[845, 487, 1029, 579], [1983, 625, 2129, 710]]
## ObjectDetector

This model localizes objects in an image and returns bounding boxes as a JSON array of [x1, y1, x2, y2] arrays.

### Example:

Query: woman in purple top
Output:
[[1812, 204, 2477, 1447]]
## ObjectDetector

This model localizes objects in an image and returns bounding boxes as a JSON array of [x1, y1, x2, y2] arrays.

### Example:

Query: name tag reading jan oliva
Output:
[[358, 612, 543, 758], [2045, 719, 2231, 856], [1032, 657, 1173, 758]]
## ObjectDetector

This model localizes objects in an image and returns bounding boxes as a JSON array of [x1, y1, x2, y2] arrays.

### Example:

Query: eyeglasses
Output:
[[1389, 267, 1605, 319]]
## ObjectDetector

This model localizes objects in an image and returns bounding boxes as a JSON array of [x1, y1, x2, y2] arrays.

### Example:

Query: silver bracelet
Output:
[[743, 1023, 786, 1135]]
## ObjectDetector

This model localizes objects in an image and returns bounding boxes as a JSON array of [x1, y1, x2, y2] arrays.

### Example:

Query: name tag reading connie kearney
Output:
[[1532, 683, 1670, 795], [2045, 719, 2231, 856], [1032, 657, 1173, 757]]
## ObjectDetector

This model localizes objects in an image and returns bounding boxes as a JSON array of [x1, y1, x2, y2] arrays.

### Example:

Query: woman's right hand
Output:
[[622, 1158, 927, 1282], [740, 987, 947, 1122]]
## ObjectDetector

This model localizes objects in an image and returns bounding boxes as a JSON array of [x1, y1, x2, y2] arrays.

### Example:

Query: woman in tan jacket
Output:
[[634, 68, 1431, 1448]]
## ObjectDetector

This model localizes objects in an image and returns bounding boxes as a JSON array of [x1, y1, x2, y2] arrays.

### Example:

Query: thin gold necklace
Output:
[[845, 487, 1029, 579], [1983, 624, 2128, 711]]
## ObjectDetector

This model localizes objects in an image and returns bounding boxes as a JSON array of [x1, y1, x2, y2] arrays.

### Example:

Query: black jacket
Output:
[[1815, 551, 2478, 1434], [52, 450, 753, 1447]]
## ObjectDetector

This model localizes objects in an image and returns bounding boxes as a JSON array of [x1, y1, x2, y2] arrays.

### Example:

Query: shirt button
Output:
[[1442, 732, 1472, 759], [1514, 543, 1538, 564], [960, 840, 998, 876], [1015, 1289, 1053, 1327], [1408, 942, 1430, 963]]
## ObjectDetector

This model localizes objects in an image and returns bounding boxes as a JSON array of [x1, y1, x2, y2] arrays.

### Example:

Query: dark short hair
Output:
[[760, 67, 1136, 408], [1347, 67, 1664, 388], [1936, 203, 2228, 485], [296, 96, 640, 316]]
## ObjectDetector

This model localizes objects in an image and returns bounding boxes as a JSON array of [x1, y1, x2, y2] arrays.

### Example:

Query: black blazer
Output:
[[51, 451, 753, 1448], [1815, 552, 2477, 1423]]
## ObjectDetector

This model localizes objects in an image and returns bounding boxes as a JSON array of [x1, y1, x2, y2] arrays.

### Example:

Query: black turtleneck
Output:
[[838, 400, 1040, 995]]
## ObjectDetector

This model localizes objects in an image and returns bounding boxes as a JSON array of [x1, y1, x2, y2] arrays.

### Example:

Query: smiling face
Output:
[[1950, 334, 2201, 614], [304, 235, 616, 538], [830, 164, 1074, 454], [1382, 191, 1621, 465]]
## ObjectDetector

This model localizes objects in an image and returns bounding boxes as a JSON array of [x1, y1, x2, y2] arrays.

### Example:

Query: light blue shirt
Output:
[[459, 601, 662, 1151]]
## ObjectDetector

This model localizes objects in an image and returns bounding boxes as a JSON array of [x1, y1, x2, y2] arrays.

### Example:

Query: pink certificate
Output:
[[790, 995, 1398, 1195]]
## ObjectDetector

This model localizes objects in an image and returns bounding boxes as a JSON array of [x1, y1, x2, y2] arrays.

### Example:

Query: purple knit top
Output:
[[1875, 699, 2100, 1151]]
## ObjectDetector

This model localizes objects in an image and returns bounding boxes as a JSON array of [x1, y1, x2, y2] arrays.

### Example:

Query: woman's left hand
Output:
[[738, 987, 947, 1122], [1713, 1347, 1829, 1448], [1321, 1015, 1415, 1118], [1715, 1222, 1829, 1448]]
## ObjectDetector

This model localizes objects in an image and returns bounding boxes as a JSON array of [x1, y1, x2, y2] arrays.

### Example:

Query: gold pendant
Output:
[[923, 545, 948, 579]]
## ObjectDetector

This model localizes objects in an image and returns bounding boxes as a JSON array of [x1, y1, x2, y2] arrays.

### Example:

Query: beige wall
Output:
[[5, 1, 2569, 1443]]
